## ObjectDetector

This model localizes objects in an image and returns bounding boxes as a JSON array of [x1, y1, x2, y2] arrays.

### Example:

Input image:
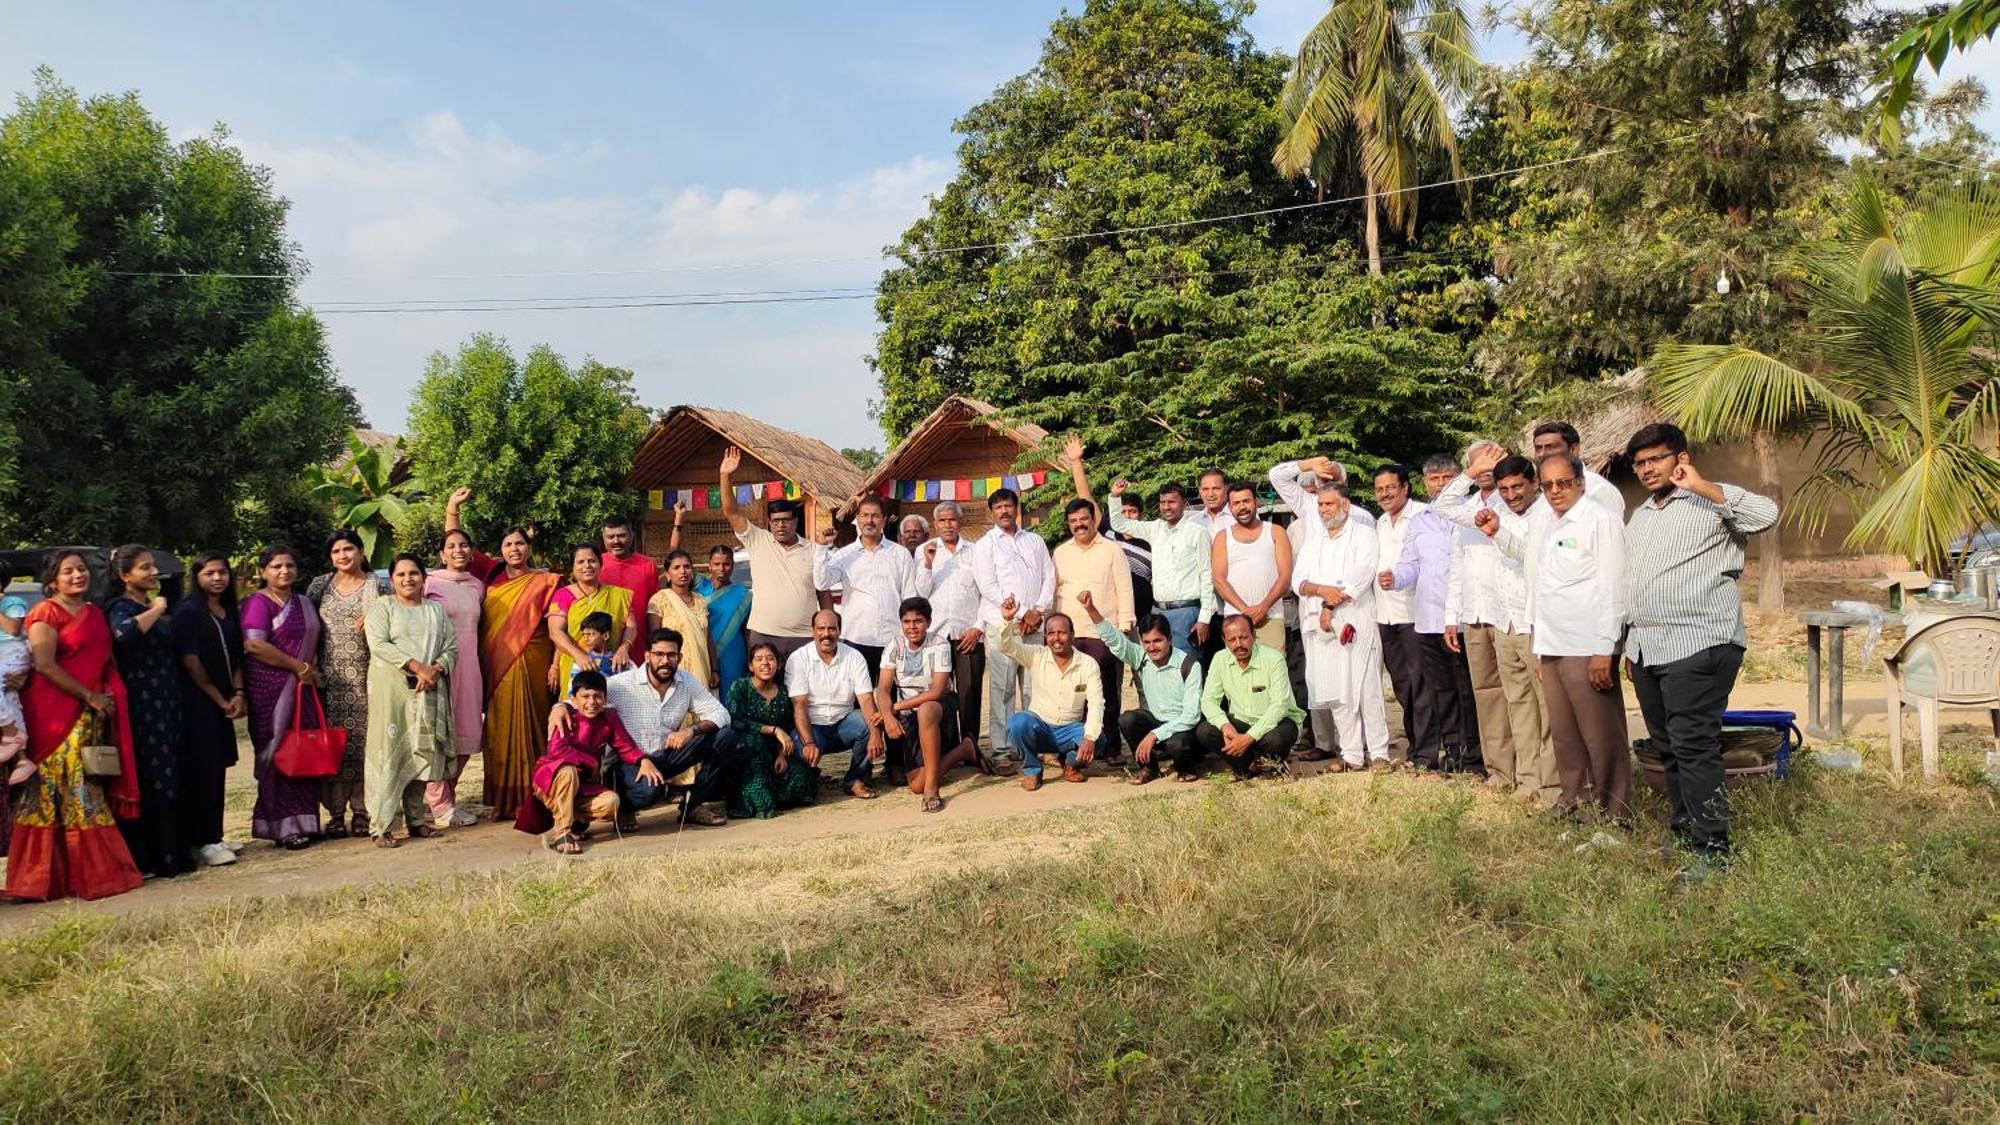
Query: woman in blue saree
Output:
[[696, 543, 751, 689]]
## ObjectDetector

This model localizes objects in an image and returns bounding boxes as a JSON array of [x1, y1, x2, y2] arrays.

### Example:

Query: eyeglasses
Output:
[[1540, 477, 1581, 492], [1631, 451, 1677, 469]]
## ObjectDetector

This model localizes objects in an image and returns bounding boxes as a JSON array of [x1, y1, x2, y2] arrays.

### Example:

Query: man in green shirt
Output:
[[1075, 590, 1204, 785], [1197, 614, 1305, 779]]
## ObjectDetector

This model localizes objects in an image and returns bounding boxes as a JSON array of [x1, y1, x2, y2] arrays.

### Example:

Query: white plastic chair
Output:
[[1881, 616, 2000, 781]]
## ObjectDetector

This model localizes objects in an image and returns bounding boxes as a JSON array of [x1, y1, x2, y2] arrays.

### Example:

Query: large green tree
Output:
[[871, 0, 1476, 490], [1273, 0, 1481, 275], [403, 335, 651, 556], [0, 71, 358, 553]]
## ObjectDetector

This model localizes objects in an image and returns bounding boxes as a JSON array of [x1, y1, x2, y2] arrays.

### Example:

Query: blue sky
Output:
[[5, 1, 1992, 449]]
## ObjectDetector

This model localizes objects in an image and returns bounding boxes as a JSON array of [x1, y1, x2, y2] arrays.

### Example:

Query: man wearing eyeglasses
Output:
[[1479, 452, 1628, 824], [1622, 422, 1778, 876]]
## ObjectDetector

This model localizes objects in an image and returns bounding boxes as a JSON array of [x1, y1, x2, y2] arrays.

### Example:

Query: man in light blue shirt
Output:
[[1075, 590, 1204, 784]]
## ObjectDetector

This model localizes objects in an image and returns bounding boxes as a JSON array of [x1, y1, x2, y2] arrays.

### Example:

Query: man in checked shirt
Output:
[[1621, 423, 1779, 874]]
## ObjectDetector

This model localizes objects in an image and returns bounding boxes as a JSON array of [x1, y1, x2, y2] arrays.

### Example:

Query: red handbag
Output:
[[274, 686, 348, 778]]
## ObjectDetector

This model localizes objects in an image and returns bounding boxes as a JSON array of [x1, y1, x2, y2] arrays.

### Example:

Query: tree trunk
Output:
[[1752, 428, 1784, 614], [1363, 169, 1382, 277]]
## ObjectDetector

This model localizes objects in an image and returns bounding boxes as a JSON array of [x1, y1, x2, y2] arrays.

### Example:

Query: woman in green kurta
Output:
[[363, 554, 457, 847], [724, 642, 817, 819]]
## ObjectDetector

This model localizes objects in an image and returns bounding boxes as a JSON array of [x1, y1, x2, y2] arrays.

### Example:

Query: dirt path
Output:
[[5, 672, 1974, 935]]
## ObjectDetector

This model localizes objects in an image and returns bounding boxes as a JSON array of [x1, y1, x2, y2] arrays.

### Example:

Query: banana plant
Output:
[[303, 432, 421, 570]]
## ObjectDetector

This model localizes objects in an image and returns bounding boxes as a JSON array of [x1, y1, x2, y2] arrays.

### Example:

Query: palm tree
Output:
[[1651, 182, 2000, 579], [1273, 0, 1481, 275]]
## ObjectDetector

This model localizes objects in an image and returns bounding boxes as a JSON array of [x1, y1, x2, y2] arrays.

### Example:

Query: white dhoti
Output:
[[1297, 523, 1391, 767]]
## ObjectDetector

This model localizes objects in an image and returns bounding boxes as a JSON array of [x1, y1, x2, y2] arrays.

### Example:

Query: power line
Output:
[[314, 293, 878, 315], [110, 131, 1704, 286], [310, 284, 879, 307]]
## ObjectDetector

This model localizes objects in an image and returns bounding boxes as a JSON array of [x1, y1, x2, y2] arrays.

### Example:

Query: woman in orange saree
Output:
[[475, 525, 558, 819], [6, 549, 144, 902]]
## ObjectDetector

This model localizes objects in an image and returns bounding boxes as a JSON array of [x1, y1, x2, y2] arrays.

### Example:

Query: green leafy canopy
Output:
[[403, 335, 651, 559]]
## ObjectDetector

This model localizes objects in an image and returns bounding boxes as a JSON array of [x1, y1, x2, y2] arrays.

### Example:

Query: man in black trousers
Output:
[[1622, 423, 1778, 880]]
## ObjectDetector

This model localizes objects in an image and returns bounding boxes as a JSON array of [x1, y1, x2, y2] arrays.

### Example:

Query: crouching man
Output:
[[1195, 614, 1305, 780]]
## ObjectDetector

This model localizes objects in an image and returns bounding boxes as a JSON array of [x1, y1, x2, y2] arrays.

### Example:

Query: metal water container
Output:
[[1961, 564, 1999, 610]]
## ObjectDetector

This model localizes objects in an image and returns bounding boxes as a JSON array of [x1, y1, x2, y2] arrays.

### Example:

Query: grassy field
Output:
[[2, 753, 1997, 1122]]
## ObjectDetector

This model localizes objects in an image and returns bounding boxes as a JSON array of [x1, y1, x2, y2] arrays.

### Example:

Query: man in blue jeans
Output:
[[992, 596, 1104, 790], [785, 610, 887, 800]]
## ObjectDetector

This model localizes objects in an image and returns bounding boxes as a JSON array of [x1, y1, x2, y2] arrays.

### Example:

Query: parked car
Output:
[[0, 546, 187, 612]]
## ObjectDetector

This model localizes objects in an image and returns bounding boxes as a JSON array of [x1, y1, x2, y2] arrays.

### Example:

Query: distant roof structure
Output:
[[842, 397, 1051, 517], [327, 428, 411, 480], [624, 404, 865, 503], [1531, 369, 1662, 471]]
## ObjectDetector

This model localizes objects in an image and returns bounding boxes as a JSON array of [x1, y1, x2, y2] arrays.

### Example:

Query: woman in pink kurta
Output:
[[424, 530, 486, 826]]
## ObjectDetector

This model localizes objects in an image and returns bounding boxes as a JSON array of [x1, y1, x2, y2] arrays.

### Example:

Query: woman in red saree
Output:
[[6, 549, 143, 902], [445, 488, 558, 819]]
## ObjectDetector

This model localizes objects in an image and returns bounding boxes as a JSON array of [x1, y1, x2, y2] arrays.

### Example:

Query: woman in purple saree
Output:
[[241, 544, 325, 849]]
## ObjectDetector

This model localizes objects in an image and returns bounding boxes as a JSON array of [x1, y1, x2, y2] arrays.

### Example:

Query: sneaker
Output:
[[222, 840, 247, 854], [199, 843, 237, 867]]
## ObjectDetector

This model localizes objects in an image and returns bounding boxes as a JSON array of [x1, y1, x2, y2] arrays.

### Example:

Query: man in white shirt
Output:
[[971, 487, 1054, 765], [916, 500, 987, 761], [1482, 452, 1629, 822], [815, 493, 925, 684], [786, 610, 888, 801], [548, 626, 738, 827], [1418, 452, 1482, 773], [898, 514, 930, 554], [1186, 468, 1231, 533], [1269, 457, 1378, 762], [1530, 421, 1626, 521], [1448, 455, 1555, 801], [1292, 483, 1389, 770]]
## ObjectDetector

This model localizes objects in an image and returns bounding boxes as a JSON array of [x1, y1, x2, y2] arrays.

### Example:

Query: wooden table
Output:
[[1799, 610, 1877, 738]]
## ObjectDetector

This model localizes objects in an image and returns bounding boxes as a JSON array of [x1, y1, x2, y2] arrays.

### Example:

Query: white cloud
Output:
[[233, 112, 947, 448]]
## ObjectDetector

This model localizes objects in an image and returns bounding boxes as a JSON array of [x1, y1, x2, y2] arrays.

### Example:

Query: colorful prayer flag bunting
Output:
[[647, 490, 664, 510]]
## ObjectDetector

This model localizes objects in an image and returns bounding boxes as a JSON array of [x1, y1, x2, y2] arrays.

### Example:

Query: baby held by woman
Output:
[[1, 595, 35, 784]]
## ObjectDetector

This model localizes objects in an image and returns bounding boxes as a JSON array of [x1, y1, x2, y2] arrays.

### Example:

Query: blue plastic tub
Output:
[[1719, 709, 1802, 779]]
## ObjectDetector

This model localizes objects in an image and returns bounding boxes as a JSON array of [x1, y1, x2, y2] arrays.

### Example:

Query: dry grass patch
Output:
[[2, 760, 1997, 1122]]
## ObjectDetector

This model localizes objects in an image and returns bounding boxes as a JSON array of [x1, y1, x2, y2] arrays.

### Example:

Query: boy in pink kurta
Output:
[[525, 670, 635, 851]]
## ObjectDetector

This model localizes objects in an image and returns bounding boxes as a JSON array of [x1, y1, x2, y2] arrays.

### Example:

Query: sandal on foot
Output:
[[921, 796, 946, 813], [374, 834, 400, 849], [323, 819, 349, 839], [847, 782, 878, 800], [410, 824, 441, 839], [548, 832, 583, 855], [1131, 767, 1158, 786], [279, 835, 312, 851], [1175, 772, 1200, 783]]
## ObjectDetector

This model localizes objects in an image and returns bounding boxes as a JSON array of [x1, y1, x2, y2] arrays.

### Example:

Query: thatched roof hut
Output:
[[841, 396, 1057, 535], [624, 405, 866, 558]]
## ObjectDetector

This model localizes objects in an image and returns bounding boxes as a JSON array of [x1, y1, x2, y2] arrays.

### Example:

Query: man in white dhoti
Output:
[[1292, 483, 1389, 771]]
